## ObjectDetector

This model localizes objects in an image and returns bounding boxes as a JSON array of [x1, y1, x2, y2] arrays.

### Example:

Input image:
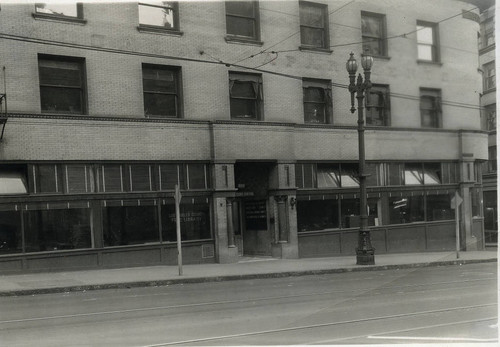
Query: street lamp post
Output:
[[346, 52, 375, 265]]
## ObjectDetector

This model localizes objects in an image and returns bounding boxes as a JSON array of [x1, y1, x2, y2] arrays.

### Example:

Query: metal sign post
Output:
[[451, 191, 463, 259], [175, 184, 183, 276]]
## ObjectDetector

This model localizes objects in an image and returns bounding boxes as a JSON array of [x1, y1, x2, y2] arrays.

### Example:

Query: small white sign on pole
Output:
[[175, 184, 183, 276], [451, 191, 463, 259]]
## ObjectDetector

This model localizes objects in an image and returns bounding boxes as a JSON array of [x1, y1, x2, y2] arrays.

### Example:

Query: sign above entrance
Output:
[[235, 191, 254, 197]]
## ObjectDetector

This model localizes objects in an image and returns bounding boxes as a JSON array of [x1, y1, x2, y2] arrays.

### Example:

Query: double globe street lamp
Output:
[[346, 52, 375, 265]]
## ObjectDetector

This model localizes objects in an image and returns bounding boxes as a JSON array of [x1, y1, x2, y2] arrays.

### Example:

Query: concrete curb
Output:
[[0, 257, 496, 297]]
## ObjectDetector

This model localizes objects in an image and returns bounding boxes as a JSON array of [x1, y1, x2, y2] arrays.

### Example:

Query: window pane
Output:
[[295, 164, 304, 188], [389, 196, 424, 224], [24, 208, 91, 252], [226, 16, 255, 37], [226, 1, 254, 16], [143, 69, 176, 93], [387, 163, 401, 185], [417, 26, 434, 44], [300, 4, 324, 27], [144, 93, 177, 117], [304, 103, 326, 123], [103, 205, 159, 246], [188, 164, 206, 189], [418, 44, 433, 60], [362, 16, 381, 37], [300, 27, 325, 47], [139, 4, 175, 28], [65, 165, 88, 193], [39, 60, 81, 87], [302, 163, 315, 188], [162, 203, 211, 241], [405, 163, 424, 185], [317, 164, 340, 188], [304, 87, 324, 102], [362, 40, 382, 56], [297, 199, 339, 232], [340, 198, 360, 228], [365, 163, 379, 186], [230, 99, 257, 119], [426, 194, 453, 221], [423, 163, 441, 184], [0, 166, 28, 195], [340, 163, 359, 187], [0, 211, 22, 254], [37, 165, 59, 193], [160, 164, 185, 190], [102, 165, 123, 192], [130, 165, 152, 191], [36, 3, 78, 17], [231, 81, 256, 98], [40, 86, 83, 113]]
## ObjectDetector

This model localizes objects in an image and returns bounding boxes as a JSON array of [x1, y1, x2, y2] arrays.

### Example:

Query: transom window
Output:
[[225, 1, 260, 41], [303, 79, 332, 124], [366, 84, 390, 126], [138, 1, 179, 30], [142, 64, 182, 118], [420, 88, 442, 128], [416, 21, 439, 62], [361, 12, 386, 56], [35, 2, 83, 19], [299, 1, 329, 49], [229, 72, 263, 120], [38, 54, 86, 114]]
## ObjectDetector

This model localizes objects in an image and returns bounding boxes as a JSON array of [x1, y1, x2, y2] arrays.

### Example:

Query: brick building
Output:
[[0, 0, 489, 272]]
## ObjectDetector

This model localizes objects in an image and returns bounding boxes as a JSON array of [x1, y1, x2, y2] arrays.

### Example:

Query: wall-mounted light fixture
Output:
[[289, 197, 296, 209]]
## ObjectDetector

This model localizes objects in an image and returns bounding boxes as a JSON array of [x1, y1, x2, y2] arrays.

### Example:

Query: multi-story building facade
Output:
[[477, 1, 497, 246], [0, 0, 488, 272]]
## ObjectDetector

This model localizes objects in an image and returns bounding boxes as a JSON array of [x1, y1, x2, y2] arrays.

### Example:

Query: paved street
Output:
[[0, 262, 497, 346]]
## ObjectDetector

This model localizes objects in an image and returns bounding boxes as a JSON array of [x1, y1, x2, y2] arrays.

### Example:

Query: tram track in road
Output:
[[136, 304, 497, 346], [0, 276, 495, 326]]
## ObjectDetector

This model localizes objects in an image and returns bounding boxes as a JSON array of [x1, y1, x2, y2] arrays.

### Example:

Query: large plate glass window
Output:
[[162, 201, 211, 241], [225, 1, 259, 41], [143, 64, 182, 118], [299, 1, 329, 49], [138, 1, 179, 30], [229, 72, 263, 120], [303, 78, 332, 124], [38, 54, 86, 114], [361, 12, 386, 56]]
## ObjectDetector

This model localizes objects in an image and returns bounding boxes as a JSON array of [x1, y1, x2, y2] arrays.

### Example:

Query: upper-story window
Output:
[[483, 61, 496, 91], [34, 2, 85, 23], [416, 21, 439, 62], [420, 88, 442, 128], [38, 54, 86, 114], [225, 1, 260, 43], [138, 1, 180, 32], [366, 84, 390, 126], [480, 17, 495, 50], [142, 64, 183, 118], [361, 12, 387, 57], [299, 1, 329, 50], [303, 79, 332, 124], [229, 72, 263, 120]]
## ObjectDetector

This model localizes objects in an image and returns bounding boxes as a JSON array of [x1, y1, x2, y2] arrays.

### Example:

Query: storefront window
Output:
[[389, 195, 424, 224], [0, 211, 22, 254], [24, 208, 91, 252], [103, 204, 159, 246], [340, 198, 360, 228], [297, 199, 339, 232], [426, 194, 453, 221], [161, 203, 211, 241]]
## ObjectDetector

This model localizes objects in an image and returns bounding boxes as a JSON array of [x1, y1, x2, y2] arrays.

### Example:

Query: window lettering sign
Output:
[[244, 200, 267, 230]]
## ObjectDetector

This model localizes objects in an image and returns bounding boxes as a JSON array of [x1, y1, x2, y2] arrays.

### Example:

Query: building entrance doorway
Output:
[[233, 162, 274, 256]]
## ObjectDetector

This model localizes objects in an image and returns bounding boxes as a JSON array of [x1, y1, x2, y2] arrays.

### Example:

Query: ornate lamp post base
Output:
[[356, 249, 375, 265]]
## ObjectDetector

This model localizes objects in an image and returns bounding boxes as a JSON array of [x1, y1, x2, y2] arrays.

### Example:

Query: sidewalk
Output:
[[0, 250, 497, 296]]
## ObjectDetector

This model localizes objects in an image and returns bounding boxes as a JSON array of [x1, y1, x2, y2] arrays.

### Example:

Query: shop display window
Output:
[[297, 199, 339, 231], [426, 194, 453, 221], [389, 195, 424, 224], [0, 211, 23, 254], [161, 203, 211, 241]]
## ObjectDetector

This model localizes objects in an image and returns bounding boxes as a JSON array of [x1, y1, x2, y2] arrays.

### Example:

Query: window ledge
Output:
[[483, 87, 496, 95], [417, 60, 443, 66], [137, 25, 183, 36], [32, 12, 87, 25], [299, 46, 333, 54], [373, 55, 391, 61], [479, 44, 495, 55], [224, 35, 263, 46]]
